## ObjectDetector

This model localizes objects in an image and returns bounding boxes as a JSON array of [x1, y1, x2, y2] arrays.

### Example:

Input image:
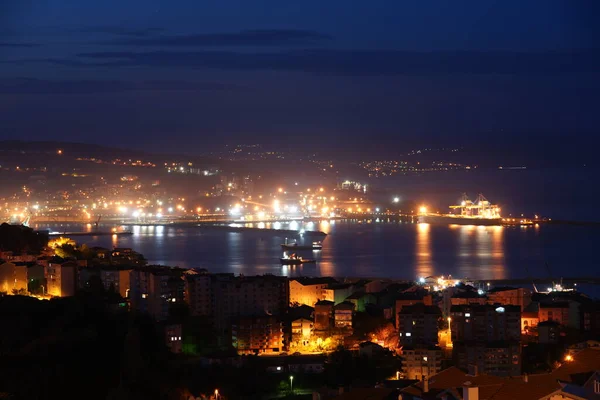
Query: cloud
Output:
[[0, 42, 40, 47], [64, 49, 600, 76], [106, 29, 332, 47], [75, 26, 165, 37], [0, 78, 246, 95]]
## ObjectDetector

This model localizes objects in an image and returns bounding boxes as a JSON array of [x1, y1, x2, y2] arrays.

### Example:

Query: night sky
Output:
[[1, 1, 599, 157]]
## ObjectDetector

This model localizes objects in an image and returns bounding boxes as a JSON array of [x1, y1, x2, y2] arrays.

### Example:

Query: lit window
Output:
[[141, 293, 148, 299], [399, 332, 403, 336], [178, 336, 181, 340], [496, 307, 505, 313], [406, 333, 412, 337], [465, 313, 471, 317]]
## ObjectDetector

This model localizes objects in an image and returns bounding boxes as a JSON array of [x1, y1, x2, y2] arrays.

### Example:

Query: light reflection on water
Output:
[[33, 220, 600, 281]]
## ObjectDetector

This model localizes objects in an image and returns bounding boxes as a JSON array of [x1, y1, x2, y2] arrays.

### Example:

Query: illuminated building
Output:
[[183, 272, 289, 342], [165, 323, 183, 353], [538, 302, 573, 328], [46, 261, 78, 297], [450, 304, 521, 376], [291, 318, 314, 345], [289, 277, 337, 307], [401, 348, 600, 400], [398, 304, 441, 347], [232, 315, 283, 354], [0, 262, 17, 293], [323, 283, 355, 305], [401, 346, 443, 380], [184, 270, 213, 317], [538, 320, 561, 344], [487, 287, 532, 311], [521, 311, 539, 334], [333, 301, 354, 330], [129, 267, 185, 321], [211, 274, 289, 331], [99, 267, 132, 298], [314, 300, 334, 331], [395, 292, 433, 329]]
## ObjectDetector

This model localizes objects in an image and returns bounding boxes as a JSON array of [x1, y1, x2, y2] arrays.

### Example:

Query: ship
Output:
[[280, 239, 323, 251], [418, 194, 503, 226], [280, 253, 316, 265]]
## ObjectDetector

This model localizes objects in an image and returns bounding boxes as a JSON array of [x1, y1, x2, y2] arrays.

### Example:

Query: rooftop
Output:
[[292, 276, 338, 286], [400, 304, 441, 315], [401, 348, 600, 400]]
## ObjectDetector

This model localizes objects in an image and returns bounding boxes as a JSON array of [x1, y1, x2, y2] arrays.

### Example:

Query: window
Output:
[[594, 380, 600, 394], [406, 332, 412, 337]]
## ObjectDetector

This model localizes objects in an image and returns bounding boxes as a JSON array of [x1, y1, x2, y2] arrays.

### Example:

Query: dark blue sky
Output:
[[1, 1, 599, 156]]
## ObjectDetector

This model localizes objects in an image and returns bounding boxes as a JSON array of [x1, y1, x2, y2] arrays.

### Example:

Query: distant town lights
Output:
[[393, 197, 400, 203]]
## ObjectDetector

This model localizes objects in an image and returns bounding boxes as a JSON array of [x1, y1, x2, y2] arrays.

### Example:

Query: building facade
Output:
[[232, 315, 284, 354], [46, 261, 78, 297], [289, 277, 337, 307], [450, 304, 522, 377], [401, 346, 443, 380], [398, 304, 441, 347]]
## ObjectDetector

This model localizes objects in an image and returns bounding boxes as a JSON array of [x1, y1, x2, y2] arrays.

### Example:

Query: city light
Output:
[[393, 197, 400, 203], [565, 355, 573, 362], [419, 206, 428, 214]]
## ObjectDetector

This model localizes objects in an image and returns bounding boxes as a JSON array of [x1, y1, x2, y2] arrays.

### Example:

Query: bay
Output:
[[35, 220, 600, 282]]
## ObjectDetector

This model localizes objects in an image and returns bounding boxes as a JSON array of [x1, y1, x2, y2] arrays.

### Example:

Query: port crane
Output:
[[448, 193, 501, 218], [94, 215, 102, 230]]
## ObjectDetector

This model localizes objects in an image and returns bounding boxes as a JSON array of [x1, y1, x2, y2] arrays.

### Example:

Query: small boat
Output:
[[280, 253, 316, 265], [280, 239, 323, 251]]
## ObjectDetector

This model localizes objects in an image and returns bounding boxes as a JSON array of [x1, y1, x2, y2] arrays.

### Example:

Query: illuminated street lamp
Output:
[[289, 376, 294, 393], [214, 389, 219, 399], [393, 197, 400, 203]]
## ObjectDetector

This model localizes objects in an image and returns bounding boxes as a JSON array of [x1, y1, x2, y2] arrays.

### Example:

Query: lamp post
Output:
[[214, 389, 219, 399], [289, 375, 294, 394]]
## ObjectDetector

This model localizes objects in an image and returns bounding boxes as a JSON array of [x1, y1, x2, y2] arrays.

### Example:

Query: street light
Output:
[[214, 389, 219, 399], [290, 376, 294, 393]]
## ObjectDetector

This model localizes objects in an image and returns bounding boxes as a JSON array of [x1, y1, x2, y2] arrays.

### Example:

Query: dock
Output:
[[48, 231, 133, 237]]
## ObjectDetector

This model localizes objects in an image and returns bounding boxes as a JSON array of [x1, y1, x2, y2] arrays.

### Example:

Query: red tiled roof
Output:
[[401, 348, 600, 400], [332, 388, 394, 400]]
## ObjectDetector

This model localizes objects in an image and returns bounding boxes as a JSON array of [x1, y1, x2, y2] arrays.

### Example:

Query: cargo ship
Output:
[[418, 194, 503, 226]]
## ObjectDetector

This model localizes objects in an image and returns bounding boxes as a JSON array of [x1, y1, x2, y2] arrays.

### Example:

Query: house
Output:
[[315, 300, 335, 331], [334, 301, 354, 330], [538, 320, 562, 344], [401, 348, 600, 399], [165, 323, 183, 353], [231, 315, 283, 355], [359, 341, 385, 358], [398, 304, 441, 347], [331, 388, 397, 400], [46, 261, 78, 297], [487, 286, 532, 311], [289, 277, 337, 307], [324, 283, 355, 305], [521, 311, 539, 333], [346, 291, 377, 312], [291, 318, 314, 345]]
